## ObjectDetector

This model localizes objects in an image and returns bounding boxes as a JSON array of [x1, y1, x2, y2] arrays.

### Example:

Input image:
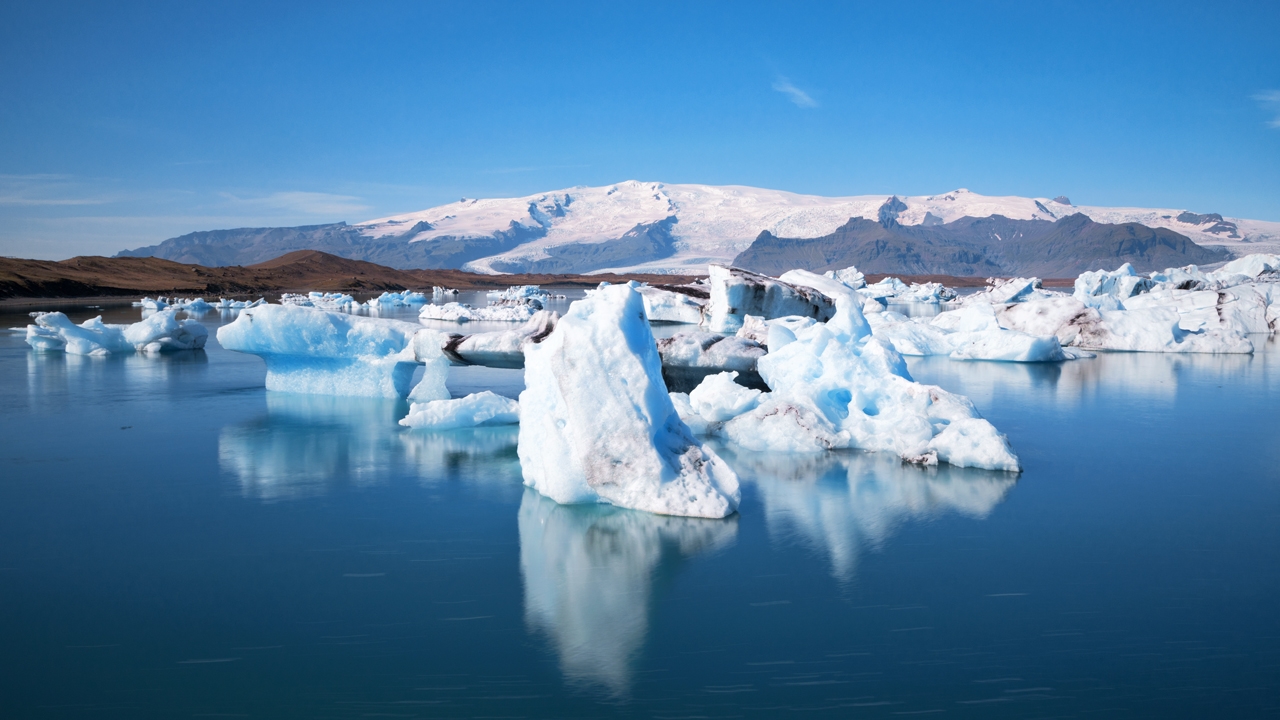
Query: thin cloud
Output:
[[1255, 90, 1280, 128], [219, 191, 370, 216], [0, 174, 112, 206], [772, 76, 818, 108]]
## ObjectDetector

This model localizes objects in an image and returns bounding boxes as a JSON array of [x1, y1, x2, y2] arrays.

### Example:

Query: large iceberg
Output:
[[673, 284, 1022, 472], [867, 304, 1090, 362], [217, 304, 428, 397], [26, 310, 207, 356], [638, 284, 706, 324], [518, 283, 741, 518]]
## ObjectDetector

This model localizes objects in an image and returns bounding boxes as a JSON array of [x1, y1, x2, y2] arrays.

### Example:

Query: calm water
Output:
[[1, 303, 1278, 718]]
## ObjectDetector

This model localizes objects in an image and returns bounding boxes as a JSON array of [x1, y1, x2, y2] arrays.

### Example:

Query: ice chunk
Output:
[[488, 284, 549, 302], [123, 309, 209, 353], [216, 305, 427, 397], [822, 264, 867, 289], [705, 265, 835, 332], [1216, 253, 1280, 281], [518, 283, 741, 518], [399, 391, 519, 430], [688, 371, 763, 422], [372, 290, 427, 306], [960, 277, 1053, 306], [419, 300, 541, 323], [1074, 263, 1156, 307], [655, 331, 767, 373], [638, 285, 706, 324], [25, 310, 206, 355], [443, 310, 559, 368], [870, 305, 1086, 362], [714, 297, 1021, 471]]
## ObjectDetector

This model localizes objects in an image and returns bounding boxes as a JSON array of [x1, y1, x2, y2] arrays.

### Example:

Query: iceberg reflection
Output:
[[518, 489, 737, 694], [218, 392, 522, 500], [720, 446, 1016, 583]]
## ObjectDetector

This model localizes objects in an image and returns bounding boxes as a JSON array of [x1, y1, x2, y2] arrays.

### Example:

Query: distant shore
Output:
[[1, 249, 1072, 307]]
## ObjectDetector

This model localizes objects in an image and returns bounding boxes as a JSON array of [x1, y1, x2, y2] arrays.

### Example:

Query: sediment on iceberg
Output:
[[517, 282, 741, 518]]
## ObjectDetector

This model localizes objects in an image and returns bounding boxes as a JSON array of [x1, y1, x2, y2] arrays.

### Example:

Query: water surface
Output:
[[1, 304, 1277, 718]]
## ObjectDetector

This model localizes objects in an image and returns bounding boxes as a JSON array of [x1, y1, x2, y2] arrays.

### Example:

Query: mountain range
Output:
[[118, 182, 1280, 278]]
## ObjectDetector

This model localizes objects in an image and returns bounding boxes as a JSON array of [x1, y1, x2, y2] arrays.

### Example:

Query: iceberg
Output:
[[399, 391, 519, 430], [638, 284, 706, 324], [443, 310, 559, 368], [371, 290, 427, 306], [654, 331, 766, 373], [280, 292, 361, 310], [419, 300, 542, 323], [675, 290, 1021, 471], [822, 264, 867, 289], [705, 264, 835, 332], [994, 296, 1255, 353], [216, 304, 429, 397], [868, 304, 1088, 362], [518, 283, 741, 518], [25, 310, 207, 356]]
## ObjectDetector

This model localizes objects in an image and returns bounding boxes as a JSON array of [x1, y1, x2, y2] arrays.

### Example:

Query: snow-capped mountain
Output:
[[119, 181, 1280, 275]]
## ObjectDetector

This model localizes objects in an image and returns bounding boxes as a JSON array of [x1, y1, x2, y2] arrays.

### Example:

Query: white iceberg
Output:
[[216, 304, 428, 397], [518, 283, 741, 518], [822, 264, 867, 289], [25, 310, 207, 356], [705, 264, 835, 332], [399, 391, 519, 430], [280, 292, 361, 310], [677, 291, 1021, 471], [372, 290, 427, 306], [419, 300, 541, 323], [638, 284, 706, 324], [654, 331, 766, 372]]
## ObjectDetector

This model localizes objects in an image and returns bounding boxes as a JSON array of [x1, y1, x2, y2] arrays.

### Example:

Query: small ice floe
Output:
[[280, 292, 361, 310], [371, 290, 428, 306], [25, 310, 207, 355], [518, 282, 741, 518]]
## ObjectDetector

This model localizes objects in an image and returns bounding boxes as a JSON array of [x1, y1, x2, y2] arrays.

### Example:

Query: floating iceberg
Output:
[[217, 304, 431, 397], [25, 310, 207, 356], [822, 264, 867, 289], [488, 284, 549, 302], [443, 310, 559, 368], [132, 296, 169, 310], [705, 265, 835, 332], [399, 391, 519, 430], [419, 300, 542, 323], [868, 305, 1089, 362], [371, 290, 427, 306], [655, 332, 766, 373], [674, 292, 1021, 472], [518, 283, 741, 518], [280, 292, 361, 310], [638, 284, 706, 324]]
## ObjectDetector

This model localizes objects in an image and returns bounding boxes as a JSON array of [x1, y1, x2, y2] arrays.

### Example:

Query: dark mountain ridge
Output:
[[733, 210, 1229, 277]]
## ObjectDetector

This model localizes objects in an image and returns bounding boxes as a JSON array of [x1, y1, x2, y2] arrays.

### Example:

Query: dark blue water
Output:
[[2, 304, 1278, 718]]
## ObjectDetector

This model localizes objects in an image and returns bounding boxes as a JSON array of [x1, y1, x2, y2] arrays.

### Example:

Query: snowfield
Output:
[[355, 182, 1280, 274]]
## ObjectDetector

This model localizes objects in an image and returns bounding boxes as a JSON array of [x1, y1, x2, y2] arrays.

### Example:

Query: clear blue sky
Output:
[[2, 0, 1277, 259]]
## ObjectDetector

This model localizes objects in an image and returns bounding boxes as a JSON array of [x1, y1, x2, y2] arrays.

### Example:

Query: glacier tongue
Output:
[[517, 283, 741, 518]]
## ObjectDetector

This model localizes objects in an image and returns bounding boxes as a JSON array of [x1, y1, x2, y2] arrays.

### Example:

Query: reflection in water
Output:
[[25, 348, 209, 411], [518, 489, 737, 694], [218, 392, 521, 500], [909, 340, 1274, 408], [719, 445, 1016, 583]]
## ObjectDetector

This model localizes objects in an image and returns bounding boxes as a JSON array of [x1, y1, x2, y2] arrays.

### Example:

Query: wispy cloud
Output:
[[0, 174, 113, 206], [772, 76, 817, 108], [219, 191, 370, 216], [1255, 90, 1280, 128]]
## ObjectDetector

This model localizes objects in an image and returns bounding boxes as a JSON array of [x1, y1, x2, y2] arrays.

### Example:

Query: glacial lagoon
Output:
[[2, 301, 1278, 718]]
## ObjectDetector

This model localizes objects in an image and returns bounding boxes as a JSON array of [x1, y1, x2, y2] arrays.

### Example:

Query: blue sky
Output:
[[2, 0, 1278, 259]]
